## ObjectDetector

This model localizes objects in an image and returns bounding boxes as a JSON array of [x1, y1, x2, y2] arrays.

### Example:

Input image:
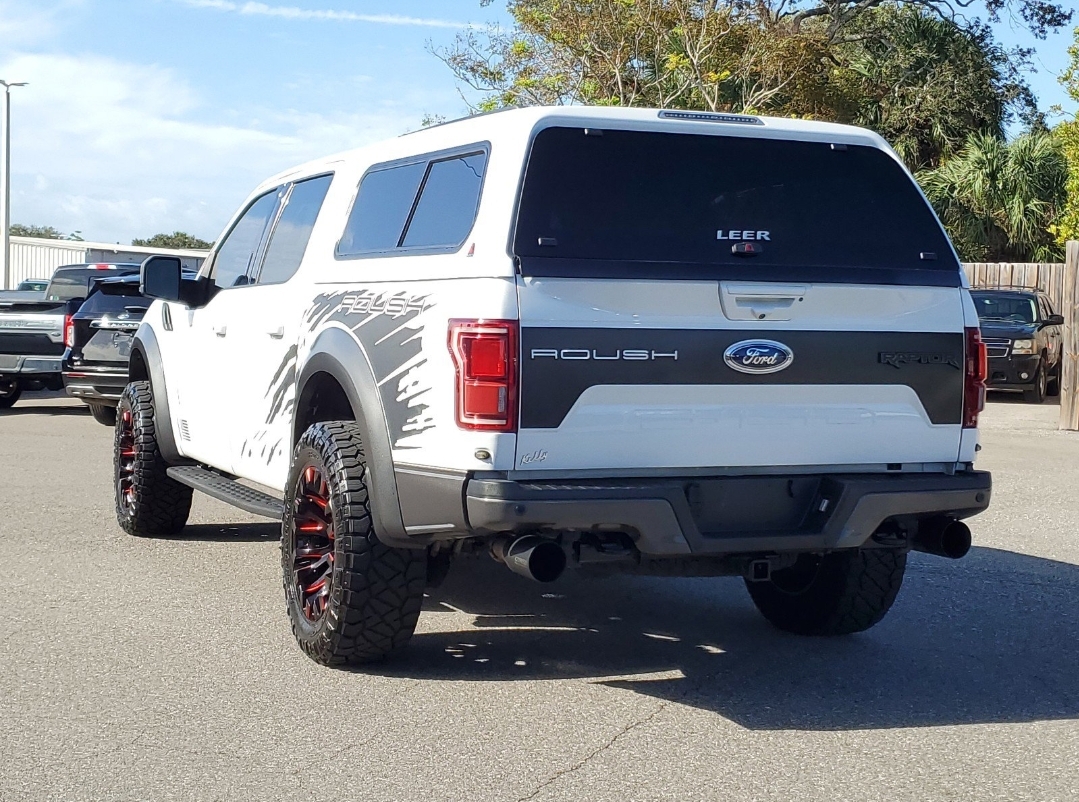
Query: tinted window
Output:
[[971, 294, 1038, 324], [258, 175, 333, 285], [79, 283, 147, 315], [213, 190, 280, 289], [514, 127, 958, 282], [46, 266, 140, 301], [337, 162, 426, 256], [401, 152, 487, 248]]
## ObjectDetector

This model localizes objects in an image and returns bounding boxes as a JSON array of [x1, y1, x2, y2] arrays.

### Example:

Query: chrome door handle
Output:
[[267, 326, 285, 339], [214, 325, 227, 338]]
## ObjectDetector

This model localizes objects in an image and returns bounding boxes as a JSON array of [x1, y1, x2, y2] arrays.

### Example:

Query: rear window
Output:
[[79, 283, 148, 316], [971, 293, 1038, 324], [514, 127, 959, 286], [337, 148, 488, 258], [46, 266, 140, 301]]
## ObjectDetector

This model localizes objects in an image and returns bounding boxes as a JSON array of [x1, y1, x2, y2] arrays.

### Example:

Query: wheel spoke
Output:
[[116, 405, 139, 516], [291, 463, 335, 623]]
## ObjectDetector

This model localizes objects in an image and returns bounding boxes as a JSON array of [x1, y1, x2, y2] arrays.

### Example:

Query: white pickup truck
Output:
[[117, 107, 991, 666]]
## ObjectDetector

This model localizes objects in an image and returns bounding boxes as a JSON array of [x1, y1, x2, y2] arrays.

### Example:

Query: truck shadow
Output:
[[371, 546, 1079, 731]]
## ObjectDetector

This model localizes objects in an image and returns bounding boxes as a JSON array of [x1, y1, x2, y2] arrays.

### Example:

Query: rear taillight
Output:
[[64, 314, 75, 349], [448, 319, 519, 432], [963, 326, 987, 428]]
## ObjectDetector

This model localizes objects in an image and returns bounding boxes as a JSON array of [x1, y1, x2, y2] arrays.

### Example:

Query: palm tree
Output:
[[918, 131, 1067, 262]]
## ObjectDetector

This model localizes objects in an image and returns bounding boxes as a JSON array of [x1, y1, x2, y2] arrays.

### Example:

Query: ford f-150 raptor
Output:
[[118, 107, 991, 666]]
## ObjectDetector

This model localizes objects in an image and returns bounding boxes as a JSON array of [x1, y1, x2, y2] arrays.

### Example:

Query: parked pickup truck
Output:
[[120, 107, 991, 667], [0, 263, 140, 408]]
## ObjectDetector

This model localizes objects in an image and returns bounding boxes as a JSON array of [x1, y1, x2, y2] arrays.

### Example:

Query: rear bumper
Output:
[[464, 471, 992, 556], [0, 355, 63, 376], [63, 368, 128, 404], [986, 355, 1041, 389]]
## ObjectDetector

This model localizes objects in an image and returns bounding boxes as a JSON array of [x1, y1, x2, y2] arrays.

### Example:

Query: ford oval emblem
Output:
[[724, 339, 794, 375]]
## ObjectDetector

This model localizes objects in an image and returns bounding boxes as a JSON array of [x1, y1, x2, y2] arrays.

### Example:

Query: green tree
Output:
[[918, 131, 1067, 262], [833, 8, 1036, 170], [132, 231, 213, 250], [1051, 25, 1079, 245], [434, 2, 1047, 171], [10, 223, 83, 241]]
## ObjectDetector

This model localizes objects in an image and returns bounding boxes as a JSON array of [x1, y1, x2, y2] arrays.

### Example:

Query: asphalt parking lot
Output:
[[1, 393, 1078, 802]]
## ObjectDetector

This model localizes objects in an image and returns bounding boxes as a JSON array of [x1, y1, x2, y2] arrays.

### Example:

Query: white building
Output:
[[5, 236, 208, 288]]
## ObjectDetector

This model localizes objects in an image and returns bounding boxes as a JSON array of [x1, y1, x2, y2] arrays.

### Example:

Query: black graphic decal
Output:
[[264, 344, 299, 425], [303, 289, 437, 448]]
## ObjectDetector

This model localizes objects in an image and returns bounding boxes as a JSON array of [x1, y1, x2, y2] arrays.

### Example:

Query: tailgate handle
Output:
[[720, 283, 807, 321]]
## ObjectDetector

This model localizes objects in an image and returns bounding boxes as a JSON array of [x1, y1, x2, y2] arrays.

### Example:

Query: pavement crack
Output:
[[516, 702, 667, 802]]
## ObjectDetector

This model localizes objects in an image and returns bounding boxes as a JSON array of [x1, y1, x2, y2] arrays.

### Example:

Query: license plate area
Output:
[[685, 476, 823, 536]]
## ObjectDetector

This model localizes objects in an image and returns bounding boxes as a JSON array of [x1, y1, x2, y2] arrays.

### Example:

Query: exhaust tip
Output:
[[913, 518, 972, 560], [939, 520, 972, 560], [512, 543, 566, 583], [492, 535, 567, 583]]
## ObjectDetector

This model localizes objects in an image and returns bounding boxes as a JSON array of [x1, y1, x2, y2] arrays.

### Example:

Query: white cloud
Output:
[[1, 52, 424, 243], [0, 0, 82, 47], [176, 0, 468, 29]]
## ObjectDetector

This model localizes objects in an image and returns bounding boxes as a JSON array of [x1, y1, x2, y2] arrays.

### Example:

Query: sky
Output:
[[0, 0, 1076, 245]]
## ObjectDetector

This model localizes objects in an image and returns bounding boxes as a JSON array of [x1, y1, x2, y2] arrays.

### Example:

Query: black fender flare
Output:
[[295, 326, 410, 546], [130, 325, 184, 464]]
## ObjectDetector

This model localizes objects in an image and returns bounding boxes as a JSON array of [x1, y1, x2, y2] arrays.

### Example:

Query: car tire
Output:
[[745, 549, 907, 636], [114, 381, 193, 536], [282, 421, 426, 667], [1047, 360, 1061, 398], [0, 381, 20, 409], [88, 402, 117, 426], [1023, 363, 1047, 404]]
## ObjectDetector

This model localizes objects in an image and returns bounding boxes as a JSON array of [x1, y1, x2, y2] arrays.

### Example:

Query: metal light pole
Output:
[[1, 80, 29, 290]]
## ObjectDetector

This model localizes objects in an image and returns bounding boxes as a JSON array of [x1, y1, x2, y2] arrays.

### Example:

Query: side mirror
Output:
[[140, 255, 183, 302], [1042, 314, 1065, 328]]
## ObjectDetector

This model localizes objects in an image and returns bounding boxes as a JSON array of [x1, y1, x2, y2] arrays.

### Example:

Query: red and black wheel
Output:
[[282, 421, 426, 666], [289, 464, 336, 622], [114, 382, 192, 536]]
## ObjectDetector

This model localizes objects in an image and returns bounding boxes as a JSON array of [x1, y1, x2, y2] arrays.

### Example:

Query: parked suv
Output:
[[63, 274, 156, 425], [970, 288, 1064, 403], [119, 107, 991, 666]]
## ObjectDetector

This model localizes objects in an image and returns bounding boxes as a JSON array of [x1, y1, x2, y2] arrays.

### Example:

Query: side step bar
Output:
[[167, 465, 284, 519]]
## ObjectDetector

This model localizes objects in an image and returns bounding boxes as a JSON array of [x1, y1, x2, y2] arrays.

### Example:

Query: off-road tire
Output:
[[89, 402, 117, 426], [1047, 360, 1061, 398], [282, 421, 426, 666], [0, 382, 20, 409], [745, 549, 907, 636], [114, 381, 192, 536], [1023, 362, 1047, 404]]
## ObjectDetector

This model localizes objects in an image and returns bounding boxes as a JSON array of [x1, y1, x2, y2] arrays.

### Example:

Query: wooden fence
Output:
[[963, 248, 1079, 430], [963, 261, 1073, 313]]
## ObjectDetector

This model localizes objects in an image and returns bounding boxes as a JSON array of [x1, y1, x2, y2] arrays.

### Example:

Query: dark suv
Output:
[[62, 274, 150, 425], [971, 289, 1065, 403]]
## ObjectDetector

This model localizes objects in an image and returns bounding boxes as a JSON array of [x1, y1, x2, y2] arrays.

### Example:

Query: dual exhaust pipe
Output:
[[491, 517, 970, 582], [490, 535, 567, 583]]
